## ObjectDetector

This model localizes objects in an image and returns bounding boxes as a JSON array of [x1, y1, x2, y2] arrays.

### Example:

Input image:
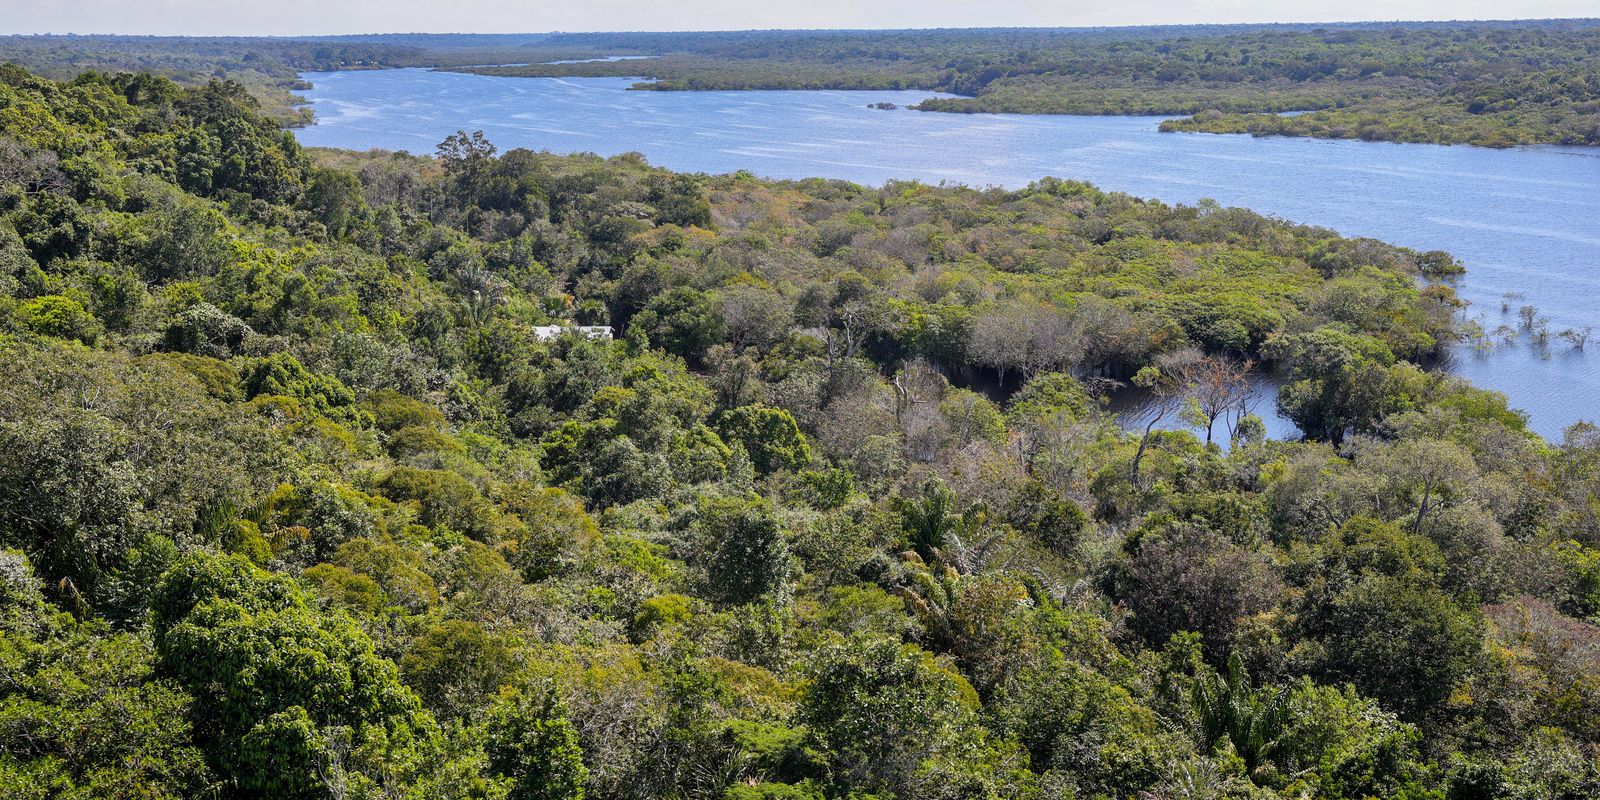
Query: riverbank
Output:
[[295, 68, 1600, 438]]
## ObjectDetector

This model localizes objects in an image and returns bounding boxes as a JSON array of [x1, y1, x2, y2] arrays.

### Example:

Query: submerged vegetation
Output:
[[5, 61, 1600, 800]]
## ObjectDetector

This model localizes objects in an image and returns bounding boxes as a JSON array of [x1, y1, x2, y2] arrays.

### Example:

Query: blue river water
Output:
[[295, 68, 1600, 440]]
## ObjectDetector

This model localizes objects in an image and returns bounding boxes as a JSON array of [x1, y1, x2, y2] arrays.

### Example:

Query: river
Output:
[[294, 67, 1600, 440]]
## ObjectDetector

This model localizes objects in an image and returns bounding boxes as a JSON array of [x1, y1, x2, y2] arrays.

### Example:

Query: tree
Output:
[[1275, 682, 1431, 799], [1298, 574, 1484, 719], [485, 685, 588, 800], [164, 302, 254, 358], [1127, 357, 1193, 486], [1115, 523, 1281, 659], [240, 352, 371, 427], [1267, 326, 1422, 443], [402, 620, 519, 721], [696, 495, 790, 607], [1005, 372, 1095, 424], [1188, 652, 1292, 776], [969, 301, 1082, 382], [503, 486, 600, 582], [894, 478, 981, 564], [1174, 354, 1255, 446], [798, 638, 1000, 798], [125, 189, 233, 282], [437, 130, 498, 183], [153, 552, 443, 797], [715, 405, 811, 475], [16, 294, 102, 343], [580, 435, 670, 508], [631, 286, 725, 363], [0, 344, 277, 603], [0, 551, 212, 798], [1362, 438, 1478, 536], [300, 166, 368, 238], [378, 466, 494, 538], [720, 285, 793, 351]]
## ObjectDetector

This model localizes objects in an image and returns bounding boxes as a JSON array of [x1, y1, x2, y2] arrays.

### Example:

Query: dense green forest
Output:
[[0, 36, 425, 123], [5, 62, 1600, 800], [457, 22, 1600, 147]]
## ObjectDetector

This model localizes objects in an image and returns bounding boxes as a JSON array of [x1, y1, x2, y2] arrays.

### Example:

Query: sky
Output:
[[1, 0, 1595, 37]]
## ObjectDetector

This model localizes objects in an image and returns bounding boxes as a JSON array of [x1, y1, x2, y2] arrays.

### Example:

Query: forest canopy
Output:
[[3, 62, 1600, 800]]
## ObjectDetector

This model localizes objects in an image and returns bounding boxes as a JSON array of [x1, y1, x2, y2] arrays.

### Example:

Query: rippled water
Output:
[[296, 68, 1600, 440]]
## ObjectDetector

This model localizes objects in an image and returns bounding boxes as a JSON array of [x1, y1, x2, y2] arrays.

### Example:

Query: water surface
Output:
[[296, 68, 1600, 440]]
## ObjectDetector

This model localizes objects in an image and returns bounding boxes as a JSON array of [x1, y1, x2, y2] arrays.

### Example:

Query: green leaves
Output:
[[1189, 652, 1292, 774], [0, 54, 1594, 800], [695, 495, 791, 608], [715, 405, 811, 476], [485, 685, 588, 800], [240, 353, 372, 428], [153, 551, 443, 798]]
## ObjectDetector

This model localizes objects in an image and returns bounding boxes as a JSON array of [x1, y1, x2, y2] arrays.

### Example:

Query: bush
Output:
[[17, 294, 100, 343]]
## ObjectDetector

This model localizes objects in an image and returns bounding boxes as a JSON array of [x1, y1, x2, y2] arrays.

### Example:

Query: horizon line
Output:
[[6, 17, 1600, 39]]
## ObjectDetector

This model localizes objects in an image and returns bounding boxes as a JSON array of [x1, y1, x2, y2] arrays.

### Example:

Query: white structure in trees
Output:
[[532, 324, 614, 342]]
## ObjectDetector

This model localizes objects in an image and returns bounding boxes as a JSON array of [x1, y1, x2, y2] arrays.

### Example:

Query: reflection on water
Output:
[[1104, 371, 1290, 444], [296, 69, 1600, 440]]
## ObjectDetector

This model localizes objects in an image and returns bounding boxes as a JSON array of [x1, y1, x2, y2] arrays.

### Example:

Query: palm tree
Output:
[[895, 566, 961, 652], [895, 478, 987, 566], [1189, 652, 1292, 777]]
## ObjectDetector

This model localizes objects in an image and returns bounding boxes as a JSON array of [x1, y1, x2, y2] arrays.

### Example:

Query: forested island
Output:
[[451, 22, 1600, 147], [5, 62, 1600, 799]]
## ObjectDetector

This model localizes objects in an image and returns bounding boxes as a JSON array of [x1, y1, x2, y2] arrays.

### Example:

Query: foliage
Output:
[[0, 63, 1594, 800], [716, 405, 812, 476], [485, 685, 588, 800]]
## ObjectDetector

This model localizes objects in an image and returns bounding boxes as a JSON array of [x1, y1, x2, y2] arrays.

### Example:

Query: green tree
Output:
[[0, 550, 212, 799], [715, 405, 811, 475], [1188, 652, 1292, 776], [1267, 326, 1424, 443], [697, 495, 791, 607], [631, 286, 725, 363], [893, 478, 980, 563], [377, 467, 494, 538], [240, 352, 371, 426], [152, 551, 442, 798], [16, 294, 101, 343], [485, 685, 588, 800], [300, 166, 368, 238], [0, 343, 276, 602], [798, 638, 1010, 798], [402, 620, 519, 721], [1298, 574, 1484, 719]]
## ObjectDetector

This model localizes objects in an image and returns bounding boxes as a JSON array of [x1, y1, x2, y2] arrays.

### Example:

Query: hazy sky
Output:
[[1, 0, 1593, 36]]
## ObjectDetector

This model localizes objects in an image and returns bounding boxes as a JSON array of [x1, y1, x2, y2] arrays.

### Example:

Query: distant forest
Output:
[[454, 22, 1600, 147], [4, 21, 1599, 146]]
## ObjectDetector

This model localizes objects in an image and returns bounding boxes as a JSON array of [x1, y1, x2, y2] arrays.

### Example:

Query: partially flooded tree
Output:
[[1128, 349, 1203, 486], [969, 301, 1082, 383], [1173, 354, 1255, 446], [1560, 326, 1593, 350]]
